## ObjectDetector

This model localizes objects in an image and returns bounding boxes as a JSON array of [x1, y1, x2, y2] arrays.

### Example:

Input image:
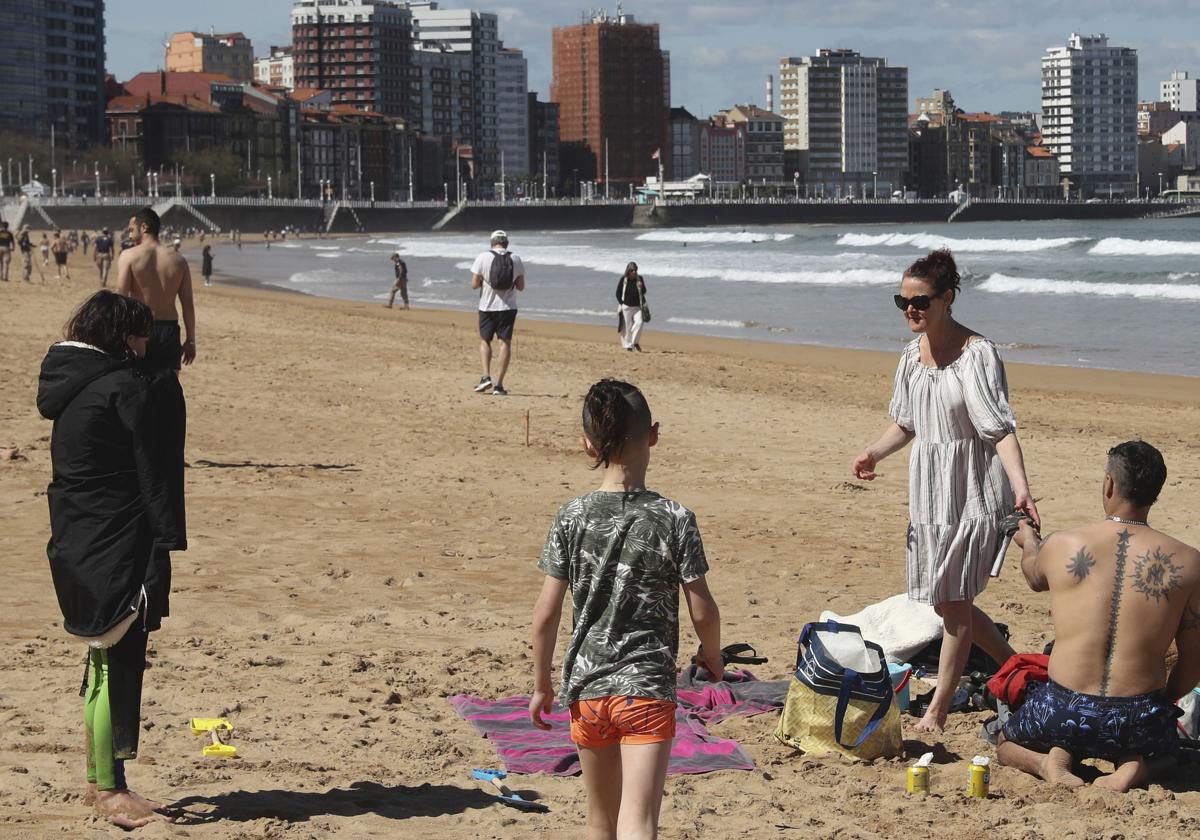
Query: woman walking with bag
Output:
[[616, 262, 648, 352], [852, 249, 1036, 734]]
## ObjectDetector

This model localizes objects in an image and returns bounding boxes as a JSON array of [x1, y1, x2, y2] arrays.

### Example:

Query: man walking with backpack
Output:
[[470, 230, 524, 396]]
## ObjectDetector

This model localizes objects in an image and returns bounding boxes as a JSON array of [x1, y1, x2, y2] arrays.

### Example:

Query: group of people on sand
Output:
[[33, 220, 1199, 834]]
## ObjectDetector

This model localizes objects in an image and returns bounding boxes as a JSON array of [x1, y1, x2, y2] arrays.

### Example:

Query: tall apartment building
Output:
[[0, 0, 107, 148], [668, 107, 700, 180], [1041, 33, 1138, 197], [779, 49, 908, 195], [496, 48, 529, 178], [915, 89, 954, 118], [551, 8, 668, 186], [291, 0, 414, 120], [166, 31, 254, 83], [1161, 70, 1198, 112], [527, 95, 560, 193], [409, 2, 501, 191], [255, 46, 296, 90], [412, 44, 473, 155]]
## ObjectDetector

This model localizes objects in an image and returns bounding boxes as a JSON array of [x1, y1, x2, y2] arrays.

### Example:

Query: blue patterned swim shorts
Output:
[[1002, 679, 1181, 763]]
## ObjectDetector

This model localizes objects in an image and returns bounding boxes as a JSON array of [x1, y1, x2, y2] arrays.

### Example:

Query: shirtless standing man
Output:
[[1000, 440, 1199, 791], [115, 207, 192, 656], [0, 221, 13, 281]]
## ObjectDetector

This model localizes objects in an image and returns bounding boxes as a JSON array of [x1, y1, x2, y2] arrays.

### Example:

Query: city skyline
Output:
[[105, 0, 1200, 115]]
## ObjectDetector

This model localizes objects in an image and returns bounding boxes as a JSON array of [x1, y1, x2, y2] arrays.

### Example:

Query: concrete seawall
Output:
[[6, 198, 1190, 235]]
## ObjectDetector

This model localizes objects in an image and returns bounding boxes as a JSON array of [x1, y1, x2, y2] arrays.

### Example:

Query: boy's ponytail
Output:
[[582, 379, 652, 469]]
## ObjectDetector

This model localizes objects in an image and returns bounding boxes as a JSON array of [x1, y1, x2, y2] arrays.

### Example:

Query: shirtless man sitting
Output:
[[1000, 440, 1199, 791]]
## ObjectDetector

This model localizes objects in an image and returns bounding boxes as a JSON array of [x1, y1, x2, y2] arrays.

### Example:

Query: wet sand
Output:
[[1, 240, 1198, 838]]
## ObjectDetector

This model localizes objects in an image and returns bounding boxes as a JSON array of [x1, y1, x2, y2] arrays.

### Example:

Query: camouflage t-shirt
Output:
[[538, 490, 710, 705]]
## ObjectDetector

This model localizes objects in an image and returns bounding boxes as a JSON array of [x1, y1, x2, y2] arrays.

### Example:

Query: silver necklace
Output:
[[1107, 515, 1149, 527]]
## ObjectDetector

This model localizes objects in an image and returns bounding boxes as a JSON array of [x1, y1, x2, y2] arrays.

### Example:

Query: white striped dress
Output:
[[889, 337, 1017, 605]]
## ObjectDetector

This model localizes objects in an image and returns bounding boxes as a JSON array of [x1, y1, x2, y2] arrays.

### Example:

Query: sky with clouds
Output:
[[107, 0, 1200, 115]]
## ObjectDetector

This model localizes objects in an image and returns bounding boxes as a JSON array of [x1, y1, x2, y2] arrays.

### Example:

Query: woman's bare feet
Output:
[[94, 789, 172, 829], [1038, 747, 1085, 789]]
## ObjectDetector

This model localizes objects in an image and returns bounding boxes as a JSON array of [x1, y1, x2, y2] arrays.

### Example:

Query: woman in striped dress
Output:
[[852, 249, 1040, 734]]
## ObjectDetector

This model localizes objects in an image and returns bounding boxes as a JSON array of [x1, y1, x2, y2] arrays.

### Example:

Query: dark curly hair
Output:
[[904, 248, 961, 300], [1107, 440, 1167, 508], [582, 378, 653, 469], [64, 290, 153, 358]]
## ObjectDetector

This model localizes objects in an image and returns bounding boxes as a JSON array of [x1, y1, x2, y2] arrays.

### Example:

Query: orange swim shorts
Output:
[[568, 696, 677, 748]]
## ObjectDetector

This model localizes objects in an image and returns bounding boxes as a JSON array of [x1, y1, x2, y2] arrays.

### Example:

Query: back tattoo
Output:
[[1099, 530, 1132, 697]]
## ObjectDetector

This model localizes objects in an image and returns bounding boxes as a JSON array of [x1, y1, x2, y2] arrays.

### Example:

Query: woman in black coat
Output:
[[37, 290, 178, 828], [616, 261, 648, 351]]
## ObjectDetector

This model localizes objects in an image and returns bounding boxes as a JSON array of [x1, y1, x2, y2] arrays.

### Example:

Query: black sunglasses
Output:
[[894, 292, 942, 311]]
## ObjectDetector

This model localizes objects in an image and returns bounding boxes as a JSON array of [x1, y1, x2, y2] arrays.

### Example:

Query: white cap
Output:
[[490, 229, 508, 243]]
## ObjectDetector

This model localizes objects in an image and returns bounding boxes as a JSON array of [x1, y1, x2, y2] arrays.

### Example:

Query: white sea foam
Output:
[[838, 232, 1085, 253], [636, 230, 795, 244], [1169, 272, 1200, 281], [421, 277, 456, 287], [979, 273, 1200, 301], [666, 317, 748, 328], [454, 261, 474, 270], [315, 252, 341, 259], [1090, 238, 1200, 257], [311, 245, 342, 251], [286, 269, 341, 284], [525, 307, 617, 319]]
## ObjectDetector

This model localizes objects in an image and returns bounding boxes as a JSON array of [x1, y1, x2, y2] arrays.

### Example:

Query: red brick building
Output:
[[551, 10, 668, 188], [290, 0, 414, 121]]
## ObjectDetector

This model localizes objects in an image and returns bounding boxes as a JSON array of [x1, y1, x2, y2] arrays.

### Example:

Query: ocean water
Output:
[[207, 218, 1200, 376]]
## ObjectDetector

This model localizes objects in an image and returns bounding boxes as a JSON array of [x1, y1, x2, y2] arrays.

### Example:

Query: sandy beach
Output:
[[1, 239, 1199, 839]]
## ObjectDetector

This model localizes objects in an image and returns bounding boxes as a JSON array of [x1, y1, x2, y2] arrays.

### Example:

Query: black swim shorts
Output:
[[479, 309, 517, 342], [1002, 678, 1181, 763]]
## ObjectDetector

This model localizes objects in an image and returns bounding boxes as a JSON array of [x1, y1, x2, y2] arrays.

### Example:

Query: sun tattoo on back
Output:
[[1132, 547, 1182, 602], [1066, 547, 1095, 582]]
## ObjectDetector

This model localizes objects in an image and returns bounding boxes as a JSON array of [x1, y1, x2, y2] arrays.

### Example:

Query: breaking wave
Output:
[[636, 230, 795, 244], [1090, 238, 1200, 257], [979, 273, 1200, 301], [838, 232, 1086, 253]]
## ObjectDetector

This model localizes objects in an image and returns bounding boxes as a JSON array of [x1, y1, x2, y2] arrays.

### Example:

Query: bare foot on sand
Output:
[[912, 709, 946, 734], [94, 789, 173, 829], [84, 782, 97, 805], [1093, 755, 1149, 792], [1039, 748, 1086, 789]]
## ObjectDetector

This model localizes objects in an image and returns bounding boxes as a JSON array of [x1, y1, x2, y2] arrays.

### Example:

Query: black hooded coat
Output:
[[37, 343, 184, 636]]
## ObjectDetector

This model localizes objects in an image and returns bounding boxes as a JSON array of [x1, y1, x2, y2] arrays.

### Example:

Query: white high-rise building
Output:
[[409, 1, 501, 191], [778, 49, 908, 196], [1161, 70, 1199, 112], [1041, 33, 1138, 197], [496, 48, 529, 179], [254, 46, 295, 91]]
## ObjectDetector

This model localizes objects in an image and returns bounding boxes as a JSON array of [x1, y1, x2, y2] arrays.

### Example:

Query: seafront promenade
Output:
[[4, 194, 1198, 235]]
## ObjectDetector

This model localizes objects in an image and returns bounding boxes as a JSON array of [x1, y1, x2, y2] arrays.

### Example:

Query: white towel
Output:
[[820, 593, 943, 665]]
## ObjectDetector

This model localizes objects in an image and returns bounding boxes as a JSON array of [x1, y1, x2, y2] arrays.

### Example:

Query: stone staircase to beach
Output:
[[1, 202, 26, 230], [154, 199, 222, 233], [25, 202, 57, 229], [431, 200, 466, 231], [947, 196, 972, 223]]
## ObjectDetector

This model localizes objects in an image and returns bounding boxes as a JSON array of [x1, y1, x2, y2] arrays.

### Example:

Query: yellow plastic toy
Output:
[[190, 718, 238, 758]]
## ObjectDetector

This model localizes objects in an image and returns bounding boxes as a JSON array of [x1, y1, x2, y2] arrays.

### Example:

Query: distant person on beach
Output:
[[18, 225, 34, 282], [852, 248, 1037, 734], [201, 245, 213, 287], [40, 232, 51, 266], [386, 251, 409, 309], [530, 379, 723, 839], [1000, 441, 1199, 791], [470, 230, 524, 396], [171, 237, 182, 253], [116, 208, 194, 598], [94, 228, 114, 287], [616, 261, 648, 351], [82, 231, 90, 255], [264, 231, 271, 250], [51, 231, 70, 279], [0, 221, 13, 281], [37, 290, 182, 829]]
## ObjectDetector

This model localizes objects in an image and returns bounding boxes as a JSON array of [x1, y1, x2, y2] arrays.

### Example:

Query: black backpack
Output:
[[487, 251, 515, 291]]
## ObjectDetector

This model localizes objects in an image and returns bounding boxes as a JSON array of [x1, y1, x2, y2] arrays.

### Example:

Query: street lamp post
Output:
[[52, 168, 57, 198], [267, 175, 273, 199], [370, 181, 375, 203], [1158, 172, 1164, 197], [872, 170, 878, 200], [794, 171, 799, 201], [210, 173, 215, 198], [94, 164, 100, 199]]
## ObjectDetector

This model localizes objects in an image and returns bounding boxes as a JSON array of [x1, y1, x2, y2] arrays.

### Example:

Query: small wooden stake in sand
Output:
[[525, 409, 531, 447]]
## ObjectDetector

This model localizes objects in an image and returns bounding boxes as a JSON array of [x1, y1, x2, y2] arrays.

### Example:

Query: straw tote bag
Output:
[[774, 621, 903, 760]]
